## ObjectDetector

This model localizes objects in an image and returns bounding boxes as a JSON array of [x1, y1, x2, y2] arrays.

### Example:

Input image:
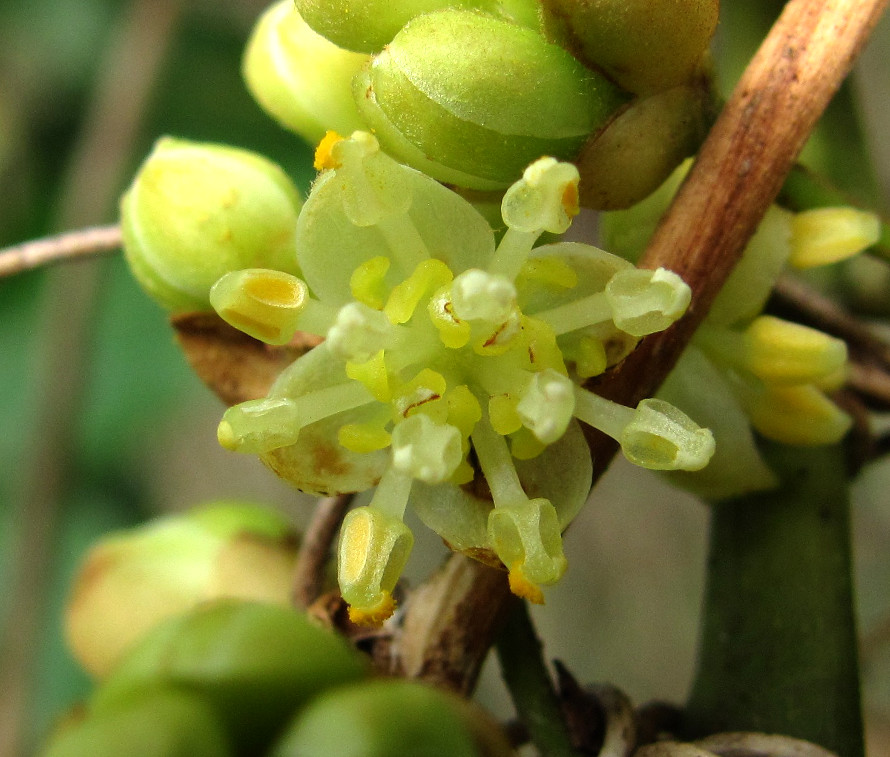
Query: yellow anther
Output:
[[445, 385, 482, 438], [573, 336, 608, 379], [393, 369, 448, 422], [509, 427, 547, 460], [427, 285, 471, 349], [347, 594, 397, 627], [384, 259, 453, 325], [350, 256, 391, 309], [508, 564, 545, 605], [516, 317, 568, 375], [346, 350, 391, 401], [338, 422, 392, 453], [518, 257, 578, 290], [314, 130, 344, 171], [489, 395, 522, 435]]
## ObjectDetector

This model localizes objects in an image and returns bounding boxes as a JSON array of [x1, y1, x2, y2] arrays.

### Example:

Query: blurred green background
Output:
[[0, 2, 888, 756]]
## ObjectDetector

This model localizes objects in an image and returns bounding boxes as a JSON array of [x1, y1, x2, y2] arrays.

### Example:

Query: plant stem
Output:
[[495, 601, 577, 757], [684, 441, 863, 757]]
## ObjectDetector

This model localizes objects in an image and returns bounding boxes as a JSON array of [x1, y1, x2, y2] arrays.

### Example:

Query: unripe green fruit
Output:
[[355, 9, 627, 189], [540, 0, 719, 94], [42, 688, 232, 757], [295, 0, 489, 53], [243, 1, 369, 144], [65, 502, 300, 678], [121, 137, 302, 313], [271, 679, 514, 757], [576, 82, 711, 209], [92, 600, 369, 753]]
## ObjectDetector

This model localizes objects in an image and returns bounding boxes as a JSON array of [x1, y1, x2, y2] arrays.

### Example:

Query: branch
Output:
[[0, 224, 122, 278]]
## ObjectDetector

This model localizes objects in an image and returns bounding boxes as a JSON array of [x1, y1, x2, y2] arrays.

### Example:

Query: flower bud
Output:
[[121, 137, 302, 313], [243, 1, 369, 145], [576, 82, 711, 209], [355, 9, 627, 189], [540, 0, 719, 94], [295, 0, 489, 53], [64, 502, 299, 678], [271, 679, 513, 757], [92, 600, 369, 753], [41, 688, 231, 757]]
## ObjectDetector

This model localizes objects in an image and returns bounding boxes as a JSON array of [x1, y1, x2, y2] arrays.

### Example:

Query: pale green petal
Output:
[[296, 165, 495, 305]]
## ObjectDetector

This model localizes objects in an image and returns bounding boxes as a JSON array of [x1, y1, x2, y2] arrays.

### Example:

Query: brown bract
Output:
[[171, 312, 322, 406]]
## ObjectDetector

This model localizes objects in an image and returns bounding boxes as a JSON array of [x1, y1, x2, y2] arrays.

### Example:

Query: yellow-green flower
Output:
[[211, 132, 712, 621]]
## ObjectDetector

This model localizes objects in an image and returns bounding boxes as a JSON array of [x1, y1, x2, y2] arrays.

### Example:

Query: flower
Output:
[[211, 132, 713, 622]]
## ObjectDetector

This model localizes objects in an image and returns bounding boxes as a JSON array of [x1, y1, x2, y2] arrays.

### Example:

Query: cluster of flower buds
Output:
[[243, 0, 717, 208], [602, 162, 881, 499], [165, 131, 714, 622]]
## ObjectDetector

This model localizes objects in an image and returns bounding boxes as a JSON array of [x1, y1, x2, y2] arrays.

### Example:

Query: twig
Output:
[[390, 0, 889, 695], [0, 224, 122, 278], [292, 493, 353, 609], [495, 602, 577, 757]]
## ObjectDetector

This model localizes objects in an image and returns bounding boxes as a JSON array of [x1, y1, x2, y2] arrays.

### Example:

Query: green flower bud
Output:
[[64, 502, 300, 678], [540, 0, 719, 94], [271, 679, 513, 757], [576, 82, 711, 209], [92, 600, 369, 753], [121, 137, 302, 313], [355, 9, 627, 189], [243, 1, 369, 145], [295, 0, 491, 53], [41, 688, 232, 757]]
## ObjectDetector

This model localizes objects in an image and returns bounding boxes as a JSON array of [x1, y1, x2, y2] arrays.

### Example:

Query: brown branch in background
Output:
[[390, 0, 889, 694], [0, 224, 122, 278], [292, 493, 353, 609]]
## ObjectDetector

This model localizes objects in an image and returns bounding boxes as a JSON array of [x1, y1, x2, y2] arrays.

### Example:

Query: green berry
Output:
[[91, 600, 369, 753], [121, 137, 302, 313], [540, 0, 719, 94]]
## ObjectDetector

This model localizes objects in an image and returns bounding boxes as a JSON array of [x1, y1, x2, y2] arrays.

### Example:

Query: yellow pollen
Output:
[[314, 131, 344, 171], [347, 593, 397, 627], [561, 181, 580, 220], [508, 564, 545, 605]]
